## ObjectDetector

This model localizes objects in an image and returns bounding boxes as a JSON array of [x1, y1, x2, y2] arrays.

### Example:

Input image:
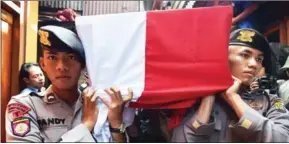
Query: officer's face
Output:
[[228, 46, 264, 86], [25, 66, 45, 89], [40, 50, 82, 90]]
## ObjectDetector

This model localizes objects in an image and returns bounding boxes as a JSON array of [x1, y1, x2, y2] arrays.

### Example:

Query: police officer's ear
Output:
[[23, 77, 29, 84]]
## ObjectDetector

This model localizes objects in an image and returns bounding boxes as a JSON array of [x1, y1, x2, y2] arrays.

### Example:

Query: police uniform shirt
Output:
[[5, 86, 95, 142], [20, 87, 38, 96], [171, 89, 289, 142], [171, 28, 289, 142], [279, 80, 289, 106]]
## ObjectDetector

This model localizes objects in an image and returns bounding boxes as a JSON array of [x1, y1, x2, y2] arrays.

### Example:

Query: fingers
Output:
[[83, 87, 95, 98], [111, 87, 122, 100], [99, 96, 110, 107], [123, 88, 133, 102], [232, 76, 241, 83], [91, 92, 99, 102], [231, 80, 241, 92], [104, 88, 116, 100], [231, 76, 242, 88]]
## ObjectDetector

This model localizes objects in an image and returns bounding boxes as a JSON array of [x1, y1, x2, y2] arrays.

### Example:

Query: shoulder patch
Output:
[[7, 102, 31, 120], [11, 117, 31, 137], [274, 98, 286, 113]]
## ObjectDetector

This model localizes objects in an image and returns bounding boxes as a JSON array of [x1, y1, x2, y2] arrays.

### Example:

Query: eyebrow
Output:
[[242, 49, 264, 57], [242, 49, 253, 54]]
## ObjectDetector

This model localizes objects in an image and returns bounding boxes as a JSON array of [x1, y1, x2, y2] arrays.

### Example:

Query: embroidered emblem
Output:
[[237, 30, 255, 42], [39, 30, 51, 46], [47, 93, 57, 103], [274, 98, 286, 112], [240, 119, 252, 129], [7, 103, 31, 120], [249, 101, 263, 110], [192, 120, 200, 129], [11, 117, 31, 137]]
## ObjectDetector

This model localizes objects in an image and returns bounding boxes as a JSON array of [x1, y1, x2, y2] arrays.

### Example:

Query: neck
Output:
[[26, 85, 38, 90], [239, 84, 250, 94], [51, 85, 79, 104]]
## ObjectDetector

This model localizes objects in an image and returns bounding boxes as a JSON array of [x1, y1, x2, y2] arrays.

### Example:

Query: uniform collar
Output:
[[43, 85, 83, 104], [27, 87, 38, 92], [43, 85, 60, 104]]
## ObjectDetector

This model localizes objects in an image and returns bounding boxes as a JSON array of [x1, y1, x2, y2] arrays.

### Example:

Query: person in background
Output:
[[19, 63, 45, 95], [231, 1, 262, 32], [171, 28, 289, 142], [278, 56, 289, 108]]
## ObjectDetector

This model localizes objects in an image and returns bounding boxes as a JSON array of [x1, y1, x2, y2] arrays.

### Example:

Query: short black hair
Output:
[[19, 63, 40, 91]]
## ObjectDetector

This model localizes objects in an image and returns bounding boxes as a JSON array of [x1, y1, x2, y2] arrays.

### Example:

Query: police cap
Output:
[[38, 25, 85, 64]]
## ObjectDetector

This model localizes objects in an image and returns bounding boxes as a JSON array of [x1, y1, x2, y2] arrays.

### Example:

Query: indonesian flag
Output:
[[76, 6, 233, 109], [76, 6, 233, 141]]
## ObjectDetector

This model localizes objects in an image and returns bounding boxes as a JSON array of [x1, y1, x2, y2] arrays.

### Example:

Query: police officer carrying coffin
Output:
[[6, 25, 132, 142], [171, 28, 289, 142]]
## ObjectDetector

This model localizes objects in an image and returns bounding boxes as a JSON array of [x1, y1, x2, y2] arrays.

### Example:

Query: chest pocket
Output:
[[248, 95, 270, 116], [37, 117, 69, 142], [42, 126, 68, 142], [249, 100, 264, 111]]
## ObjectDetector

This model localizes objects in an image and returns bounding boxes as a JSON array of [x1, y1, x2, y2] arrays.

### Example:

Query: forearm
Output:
[[196, 95, 215, 123], [224, 93, 249, 118], [174, 95, 216, 141]]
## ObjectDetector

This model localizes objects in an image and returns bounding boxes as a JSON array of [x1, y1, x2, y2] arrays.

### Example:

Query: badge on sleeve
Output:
[[240, 119, 252, 129], [274, 99, 286, 113], [11, 117, 31, 137], [7, 102, 31, 120]]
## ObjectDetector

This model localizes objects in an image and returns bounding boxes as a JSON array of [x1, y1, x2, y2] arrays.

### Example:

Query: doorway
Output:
[[1, 9, 13, 142]]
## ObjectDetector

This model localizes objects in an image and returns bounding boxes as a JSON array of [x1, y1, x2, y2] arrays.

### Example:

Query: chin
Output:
[[57, 85, 75, 90], [53, 82, 76, 90]]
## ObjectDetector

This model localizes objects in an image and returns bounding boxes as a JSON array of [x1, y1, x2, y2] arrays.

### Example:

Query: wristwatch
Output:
[[109, 122, 126, 133]]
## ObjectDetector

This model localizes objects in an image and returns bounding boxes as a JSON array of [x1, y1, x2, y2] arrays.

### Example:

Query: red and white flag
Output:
[[76, 6, 233, 109], [76, 6, 233, 141]]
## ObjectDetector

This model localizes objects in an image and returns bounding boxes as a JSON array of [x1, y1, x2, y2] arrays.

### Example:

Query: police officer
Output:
[[279, 56, 289, 107], [171, 28, 289, 142], [5, 25, 132, 142]]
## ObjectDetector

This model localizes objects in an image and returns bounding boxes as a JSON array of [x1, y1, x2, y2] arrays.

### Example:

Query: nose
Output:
[[56, 59, 69, 72], [247, 57, 258, 70], [38, 76, 44, 82]]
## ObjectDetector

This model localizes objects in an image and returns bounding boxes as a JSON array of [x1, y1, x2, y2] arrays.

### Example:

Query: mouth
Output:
[[243, 71, 255, 77]]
